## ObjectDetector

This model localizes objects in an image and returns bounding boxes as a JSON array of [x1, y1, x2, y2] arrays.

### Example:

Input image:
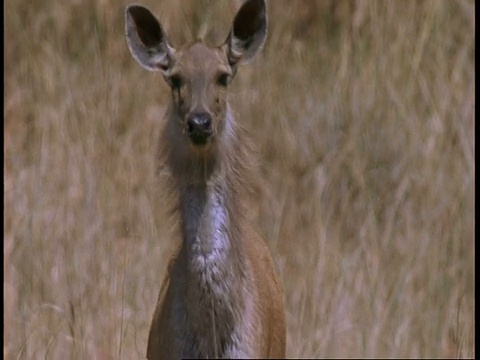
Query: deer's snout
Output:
[[186, 112, 213, 146]]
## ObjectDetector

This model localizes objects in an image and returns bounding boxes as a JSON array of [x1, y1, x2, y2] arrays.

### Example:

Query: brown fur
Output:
[[125, 1, 285, 358]]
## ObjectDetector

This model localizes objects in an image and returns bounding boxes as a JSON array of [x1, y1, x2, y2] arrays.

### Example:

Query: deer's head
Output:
[[125, 0, 267, 151]]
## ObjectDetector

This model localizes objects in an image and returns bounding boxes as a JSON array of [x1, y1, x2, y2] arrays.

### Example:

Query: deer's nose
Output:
[[186, 112, 213, 145]]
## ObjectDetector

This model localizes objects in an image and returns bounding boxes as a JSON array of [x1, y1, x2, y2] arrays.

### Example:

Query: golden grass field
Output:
[[4, 0, 474, 358]]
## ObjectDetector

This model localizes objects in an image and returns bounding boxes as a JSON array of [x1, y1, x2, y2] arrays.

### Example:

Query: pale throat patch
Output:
[[187, 181, 231, 285]]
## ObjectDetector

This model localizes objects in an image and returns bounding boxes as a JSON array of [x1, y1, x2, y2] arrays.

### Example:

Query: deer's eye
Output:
[[169, 74, 183, 90], [217, 73, 229, 87]]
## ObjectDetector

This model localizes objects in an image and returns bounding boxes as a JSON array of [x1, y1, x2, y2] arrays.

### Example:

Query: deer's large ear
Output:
[[125, 5, 174, 73], [224, 0, 267, 67]]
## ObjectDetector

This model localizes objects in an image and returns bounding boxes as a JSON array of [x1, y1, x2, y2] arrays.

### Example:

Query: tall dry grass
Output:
[[4, 0, 474, 358]]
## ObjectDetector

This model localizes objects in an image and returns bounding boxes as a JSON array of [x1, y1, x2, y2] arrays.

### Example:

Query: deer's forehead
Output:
[[172, 42, 228, 76]]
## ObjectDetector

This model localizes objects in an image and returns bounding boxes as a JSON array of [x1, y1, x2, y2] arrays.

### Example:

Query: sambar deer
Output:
[[125, 0, 286, 358]]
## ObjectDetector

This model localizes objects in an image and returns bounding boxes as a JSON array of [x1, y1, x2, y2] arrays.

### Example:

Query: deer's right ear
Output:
[[125, 5, 174, 73]]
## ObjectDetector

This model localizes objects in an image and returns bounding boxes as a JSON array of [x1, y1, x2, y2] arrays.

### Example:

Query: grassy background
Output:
[[4, 0, 474, 358]]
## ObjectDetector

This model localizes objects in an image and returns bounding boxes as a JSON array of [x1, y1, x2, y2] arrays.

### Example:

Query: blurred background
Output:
[[4, 0, 474, 358]]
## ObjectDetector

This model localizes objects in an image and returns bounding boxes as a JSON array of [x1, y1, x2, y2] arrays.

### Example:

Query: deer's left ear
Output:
[[224, 0, 267, 67]]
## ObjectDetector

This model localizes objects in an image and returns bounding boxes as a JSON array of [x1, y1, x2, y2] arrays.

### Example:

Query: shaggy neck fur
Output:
[[161, 106, 252, 356]]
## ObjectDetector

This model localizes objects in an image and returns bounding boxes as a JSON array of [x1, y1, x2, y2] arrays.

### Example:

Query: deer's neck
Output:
[[179, 177, 239, 273], [172, 111, 244, 278], [168, 116, 250, 354]]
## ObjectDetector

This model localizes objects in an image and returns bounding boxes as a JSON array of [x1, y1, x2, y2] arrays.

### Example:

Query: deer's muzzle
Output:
[[186, 112, 213, 146]]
